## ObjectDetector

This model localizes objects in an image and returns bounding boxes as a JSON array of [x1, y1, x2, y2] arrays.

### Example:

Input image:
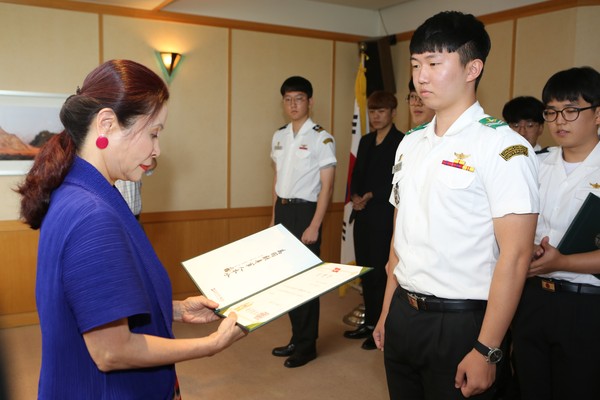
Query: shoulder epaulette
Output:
[[405, 122, 429, 136], [478, 117, 507, 129], [313, 124, 325, 133], [278, 124, 287, 130]]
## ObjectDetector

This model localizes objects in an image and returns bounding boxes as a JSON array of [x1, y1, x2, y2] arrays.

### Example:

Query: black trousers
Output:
[[511, 280, 600, 400], [274, 200, 320, 355], [384, 286, 504, 400], [353, 213, 391, 326]]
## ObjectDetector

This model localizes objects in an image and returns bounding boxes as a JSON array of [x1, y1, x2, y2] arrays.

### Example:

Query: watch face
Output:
[[488, 348, 503, 364]]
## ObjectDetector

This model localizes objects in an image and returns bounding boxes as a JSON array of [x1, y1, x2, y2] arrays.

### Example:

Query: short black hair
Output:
[[502, 96, 545, 124], [542, 66, 600, 106], [280, 76, 313, 98], [410, 11, 491, 88], [368, 91, 398, 110]]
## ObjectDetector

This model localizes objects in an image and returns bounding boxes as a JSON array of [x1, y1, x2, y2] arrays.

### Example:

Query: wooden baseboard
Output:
[[0, 311, 39, 329]]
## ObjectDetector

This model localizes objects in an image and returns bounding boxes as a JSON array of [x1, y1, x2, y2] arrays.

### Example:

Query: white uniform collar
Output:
[[287, 117, 315, 136], [423, 101, 484, 139], [542, 140, 600, 167]]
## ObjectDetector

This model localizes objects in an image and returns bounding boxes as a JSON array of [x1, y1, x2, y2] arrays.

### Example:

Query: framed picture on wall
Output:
[[0, 90, 68, 176]]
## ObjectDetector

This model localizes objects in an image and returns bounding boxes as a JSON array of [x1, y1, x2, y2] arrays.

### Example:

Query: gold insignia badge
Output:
[[454, 152, 470, 160], [500, 145, 529, 161], [591, 183, 600, 189], [323, 138, 333, 144], [541, 279, 555, 292]]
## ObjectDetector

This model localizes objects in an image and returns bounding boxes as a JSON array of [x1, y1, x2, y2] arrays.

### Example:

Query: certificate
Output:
[[181, 224, 371, 331]]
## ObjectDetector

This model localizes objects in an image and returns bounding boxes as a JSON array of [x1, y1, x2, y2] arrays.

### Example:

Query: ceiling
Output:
[[62, 0, 418, 37], [71, 0, 414, 12], [49, 0, 549, 38]]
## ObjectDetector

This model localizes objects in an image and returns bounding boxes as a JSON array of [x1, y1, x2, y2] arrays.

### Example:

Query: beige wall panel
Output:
[[574, 6, 600, 69], [0, 4, 99, 221], [103, 16, 229, 212], [230, 30, 333, 208], [0, 3, 98, 92], [392, 40, 411, 132], [514, 9, 579, 148], [513, 9, 577, 101], [478, 21, 513, 119], [0, 176, 24, 221], [331, 41, 358, 204]]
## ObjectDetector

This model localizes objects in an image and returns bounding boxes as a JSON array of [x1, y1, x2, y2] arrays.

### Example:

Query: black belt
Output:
[[397, 286, 487, 312], [278, 197, 314, 205], [528, 276, 600, 295]]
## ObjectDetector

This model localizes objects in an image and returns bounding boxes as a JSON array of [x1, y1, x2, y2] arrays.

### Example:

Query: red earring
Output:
[[96, 134, 109, 149]]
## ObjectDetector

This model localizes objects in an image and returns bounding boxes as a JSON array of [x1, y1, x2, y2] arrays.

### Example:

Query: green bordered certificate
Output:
[[181, 224, 371, 332]]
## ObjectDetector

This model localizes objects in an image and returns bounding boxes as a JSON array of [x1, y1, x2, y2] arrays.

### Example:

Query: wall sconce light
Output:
[[155, 51, 183, 84]]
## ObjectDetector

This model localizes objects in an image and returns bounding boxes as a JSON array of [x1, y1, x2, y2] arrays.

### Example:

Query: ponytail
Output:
[[16, 131, 75, 229]]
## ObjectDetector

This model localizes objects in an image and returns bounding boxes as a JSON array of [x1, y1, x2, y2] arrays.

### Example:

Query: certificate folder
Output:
[[181, 224, 371, 332], [557, 192, 600, 256]]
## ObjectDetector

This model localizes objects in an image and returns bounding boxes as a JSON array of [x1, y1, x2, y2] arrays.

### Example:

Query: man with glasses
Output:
[[269, 76, 336, 368], [502, 96, 547, 153], [407, 78, 435, 128], [512, 66, 600, 399]]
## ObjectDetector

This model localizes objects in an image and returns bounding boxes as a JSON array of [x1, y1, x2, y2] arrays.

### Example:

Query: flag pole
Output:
[[339, 44, 368, 325]]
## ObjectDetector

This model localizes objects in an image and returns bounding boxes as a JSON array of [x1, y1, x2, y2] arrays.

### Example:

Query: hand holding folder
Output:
[[556, 192, 600, 278]]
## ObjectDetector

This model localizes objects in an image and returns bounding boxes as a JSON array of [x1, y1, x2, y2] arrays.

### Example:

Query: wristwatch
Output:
[[473, 340, 503, 364]]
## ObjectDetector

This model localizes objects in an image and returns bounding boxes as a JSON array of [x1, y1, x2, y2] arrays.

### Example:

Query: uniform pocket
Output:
[[294, 149, 311, 170], [438, 165, 476, 189]]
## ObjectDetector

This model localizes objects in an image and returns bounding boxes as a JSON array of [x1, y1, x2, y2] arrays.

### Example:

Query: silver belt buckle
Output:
[[407, 292, 420, 310]]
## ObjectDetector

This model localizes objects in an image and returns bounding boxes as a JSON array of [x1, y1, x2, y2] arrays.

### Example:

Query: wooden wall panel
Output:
[[0, 222, 39, 327], [0, 207, 343, 327]]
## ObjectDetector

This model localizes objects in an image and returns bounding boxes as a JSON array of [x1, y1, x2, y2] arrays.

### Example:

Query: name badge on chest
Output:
[[392, 154, 403, 174]]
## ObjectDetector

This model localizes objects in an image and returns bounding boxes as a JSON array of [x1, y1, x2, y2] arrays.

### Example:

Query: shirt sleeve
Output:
[[482, 131, 540, 218], [317, 132, 337, 168], [62, 210, 151, 334]]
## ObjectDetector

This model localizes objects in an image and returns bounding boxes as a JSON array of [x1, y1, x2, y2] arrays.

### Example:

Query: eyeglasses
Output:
[[406, 93, 423, 105], [509, 121, 540, 131], [283, 95, 308, 105], [542, 105, 598, 122]]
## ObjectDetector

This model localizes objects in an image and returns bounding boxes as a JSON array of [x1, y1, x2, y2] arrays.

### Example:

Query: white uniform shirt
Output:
[[389, 102, 539, 300], [115, 180, 142, 215], [271, 118, 336, 202], [536, 143, 600, 285]]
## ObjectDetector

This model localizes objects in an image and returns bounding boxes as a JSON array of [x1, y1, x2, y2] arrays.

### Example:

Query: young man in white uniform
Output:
[[269, 76, 336, 368], [373, 11, 539, 400], [512, 66, 600, 399]]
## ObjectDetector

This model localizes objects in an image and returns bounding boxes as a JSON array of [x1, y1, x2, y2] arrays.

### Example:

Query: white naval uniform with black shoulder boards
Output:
[[271, 118, 336, 202], [535, 143, 600, 285], [269, 117, 336, 356], [388, 101, 539, 300]]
